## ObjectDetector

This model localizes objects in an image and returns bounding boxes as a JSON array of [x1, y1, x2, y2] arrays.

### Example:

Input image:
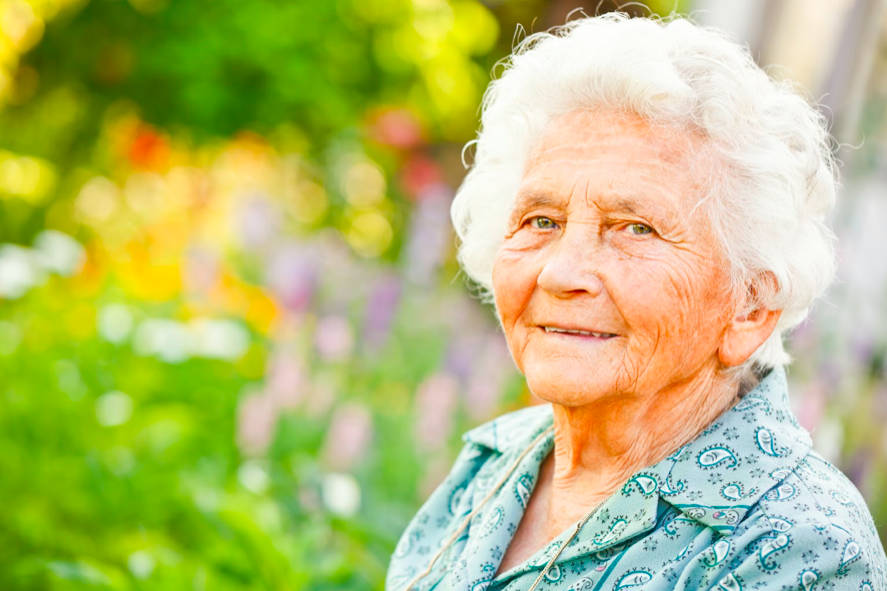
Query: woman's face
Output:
[[492, 110, 736, 405]]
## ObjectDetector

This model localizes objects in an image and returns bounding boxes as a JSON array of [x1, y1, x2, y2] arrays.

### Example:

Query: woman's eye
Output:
[[626, 223, 653, 235], [529, 216, 557, 229]]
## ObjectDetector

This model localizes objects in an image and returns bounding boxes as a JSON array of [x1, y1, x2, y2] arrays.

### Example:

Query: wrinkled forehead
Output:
[[518, 109, 718, 216], [526, 108, 713, 174]]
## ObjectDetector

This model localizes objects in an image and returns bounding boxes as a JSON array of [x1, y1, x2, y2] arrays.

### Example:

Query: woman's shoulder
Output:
[[725, 448, 887, 588], [386, 405, 554, 591]]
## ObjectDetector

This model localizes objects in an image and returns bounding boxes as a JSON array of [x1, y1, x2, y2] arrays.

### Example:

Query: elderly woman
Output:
[[386, 13, 887, 591]]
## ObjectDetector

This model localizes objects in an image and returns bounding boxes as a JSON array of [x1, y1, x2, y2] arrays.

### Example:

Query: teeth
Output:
[[544, 326, 613, 337]]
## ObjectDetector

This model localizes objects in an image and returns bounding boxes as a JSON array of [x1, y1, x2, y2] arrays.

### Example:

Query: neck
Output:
[[541, 365, 740, 535]]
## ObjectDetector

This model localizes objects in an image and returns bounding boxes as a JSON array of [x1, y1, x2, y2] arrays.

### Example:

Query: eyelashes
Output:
[[528, 215, 557, 230], [626, 223, 653, 235], [522, 215, 657, 237]]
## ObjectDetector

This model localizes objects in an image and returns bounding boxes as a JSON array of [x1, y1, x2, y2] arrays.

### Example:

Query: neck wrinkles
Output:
[[545, 366, 740, 528]]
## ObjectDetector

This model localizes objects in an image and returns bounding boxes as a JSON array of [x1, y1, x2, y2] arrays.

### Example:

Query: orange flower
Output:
[[128, 124, 170, 171]]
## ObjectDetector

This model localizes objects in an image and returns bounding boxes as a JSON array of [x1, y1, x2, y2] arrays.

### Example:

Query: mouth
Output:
[[539, 326, 618, 339]]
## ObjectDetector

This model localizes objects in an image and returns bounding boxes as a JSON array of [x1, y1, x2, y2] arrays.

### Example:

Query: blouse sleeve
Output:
[[704, 521, 880, 591], [386, 442, 490, 591]]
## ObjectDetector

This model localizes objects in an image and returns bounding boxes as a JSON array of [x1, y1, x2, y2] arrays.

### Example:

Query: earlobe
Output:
[[718, 306, 783, 367]]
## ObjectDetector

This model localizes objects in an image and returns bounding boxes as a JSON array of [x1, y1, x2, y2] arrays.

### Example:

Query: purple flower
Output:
[[265, 241, 318, 313], [238, 192, 281, 250], [402, 184, 453, 287], [361, 272, 402, 353], [847, 447, 874, 496], [312, 231, 374, 314]]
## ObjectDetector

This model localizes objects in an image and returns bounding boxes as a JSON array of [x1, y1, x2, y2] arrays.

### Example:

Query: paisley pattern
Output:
[[717, 572, 742, 591], [701, 540, 731, 568], [623, 474, 659, 497], [386, 367, 887, 590], [756, 533, 790, 570], [614, 570, 652, 589], [514, 473, 533, 509], [720, 482, 754, 501], [697, 446, 739, 470], [754, 427, 784, 457], [799, 569, 819, 591]]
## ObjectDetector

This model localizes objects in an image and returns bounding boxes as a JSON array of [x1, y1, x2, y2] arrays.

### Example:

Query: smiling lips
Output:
[[541, 326, 617, 338]]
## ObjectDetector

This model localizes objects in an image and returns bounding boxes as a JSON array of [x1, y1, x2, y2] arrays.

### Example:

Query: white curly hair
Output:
[[450, 13, 839, 377]]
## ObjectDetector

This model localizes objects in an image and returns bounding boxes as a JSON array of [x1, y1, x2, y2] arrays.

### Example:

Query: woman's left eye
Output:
[[529, 216, 557, 229], [626, 223, 653, 235]]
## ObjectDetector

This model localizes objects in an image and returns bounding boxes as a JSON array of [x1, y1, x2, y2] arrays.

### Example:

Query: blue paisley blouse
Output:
[[386, 367, 887, 590]]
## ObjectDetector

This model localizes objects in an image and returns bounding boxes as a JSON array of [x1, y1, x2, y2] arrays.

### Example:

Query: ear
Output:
[[717, 275, 783, 368]]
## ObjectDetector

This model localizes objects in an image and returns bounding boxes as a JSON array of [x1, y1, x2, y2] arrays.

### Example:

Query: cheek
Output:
[[604, 253, 726, 341], [492, 249, 540, 338]]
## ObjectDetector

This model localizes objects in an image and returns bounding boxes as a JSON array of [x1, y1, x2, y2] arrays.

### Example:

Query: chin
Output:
[[524, 369, 616, 407]]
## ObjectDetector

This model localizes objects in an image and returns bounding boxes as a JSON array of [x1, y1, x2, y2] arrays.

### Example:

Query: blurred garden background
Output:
[[1, 0, 887, 589]]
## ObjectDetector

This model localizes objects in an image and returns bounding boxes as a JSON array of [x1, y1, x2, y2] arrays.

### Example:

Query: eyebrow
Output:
[[606, 196, 646, 216], [508, 190, 562, 226]]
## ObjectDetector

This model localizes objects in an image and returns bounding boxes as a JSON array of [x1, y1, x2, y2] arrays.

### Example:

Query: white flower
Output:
[[237, 460, 271, 494], [133, 319, 191, 363], [188, 319, 250, 360], [32, 230, 85, 277], [127, 551, 155, 580], [0, 244, 41, 299], [321, 472, 361, 517], [95, 390, 134, 427], [97, 304, 134, 344]]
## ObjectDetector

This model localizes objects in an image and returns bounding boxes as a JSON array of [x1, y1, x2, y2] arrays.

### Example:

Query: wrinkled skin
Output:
[[491, 109, 782, 575]]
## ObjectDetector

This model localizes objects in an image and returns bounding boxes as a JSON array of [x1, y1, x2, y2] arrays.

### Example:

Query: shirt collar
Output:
[[646, 366, 812, 531], [461, 366, 813, 534], [461, 400, 554, 453]]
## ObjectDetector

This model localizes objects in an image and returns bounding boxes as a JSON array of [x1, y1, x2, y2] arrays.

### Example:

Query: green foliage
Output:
[[0, 278, 480, 590]]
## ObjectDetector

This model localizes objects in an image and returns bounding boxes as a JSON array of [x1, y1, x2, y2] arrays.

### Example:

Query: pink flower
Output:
[[238, 194, 281, 250], [322, 402, 374, 471], [399, 155, 442, 200], [303, 374, 337, 418], [464, 335, 515, 421], [314, 315, 354, 362], [369, 108, 424, 149], [182, 245, 220, 295], [237, 391, 278, 456], [419, 456, 452, 499], [414, 372, 459, 453], [793, 378, 826, 432], [265, 346, 308, 410]]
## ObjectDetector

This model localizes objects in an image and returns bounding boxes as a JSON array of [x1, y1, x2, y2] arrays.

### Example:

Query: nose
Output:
[[536, 224, 605, 298]]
